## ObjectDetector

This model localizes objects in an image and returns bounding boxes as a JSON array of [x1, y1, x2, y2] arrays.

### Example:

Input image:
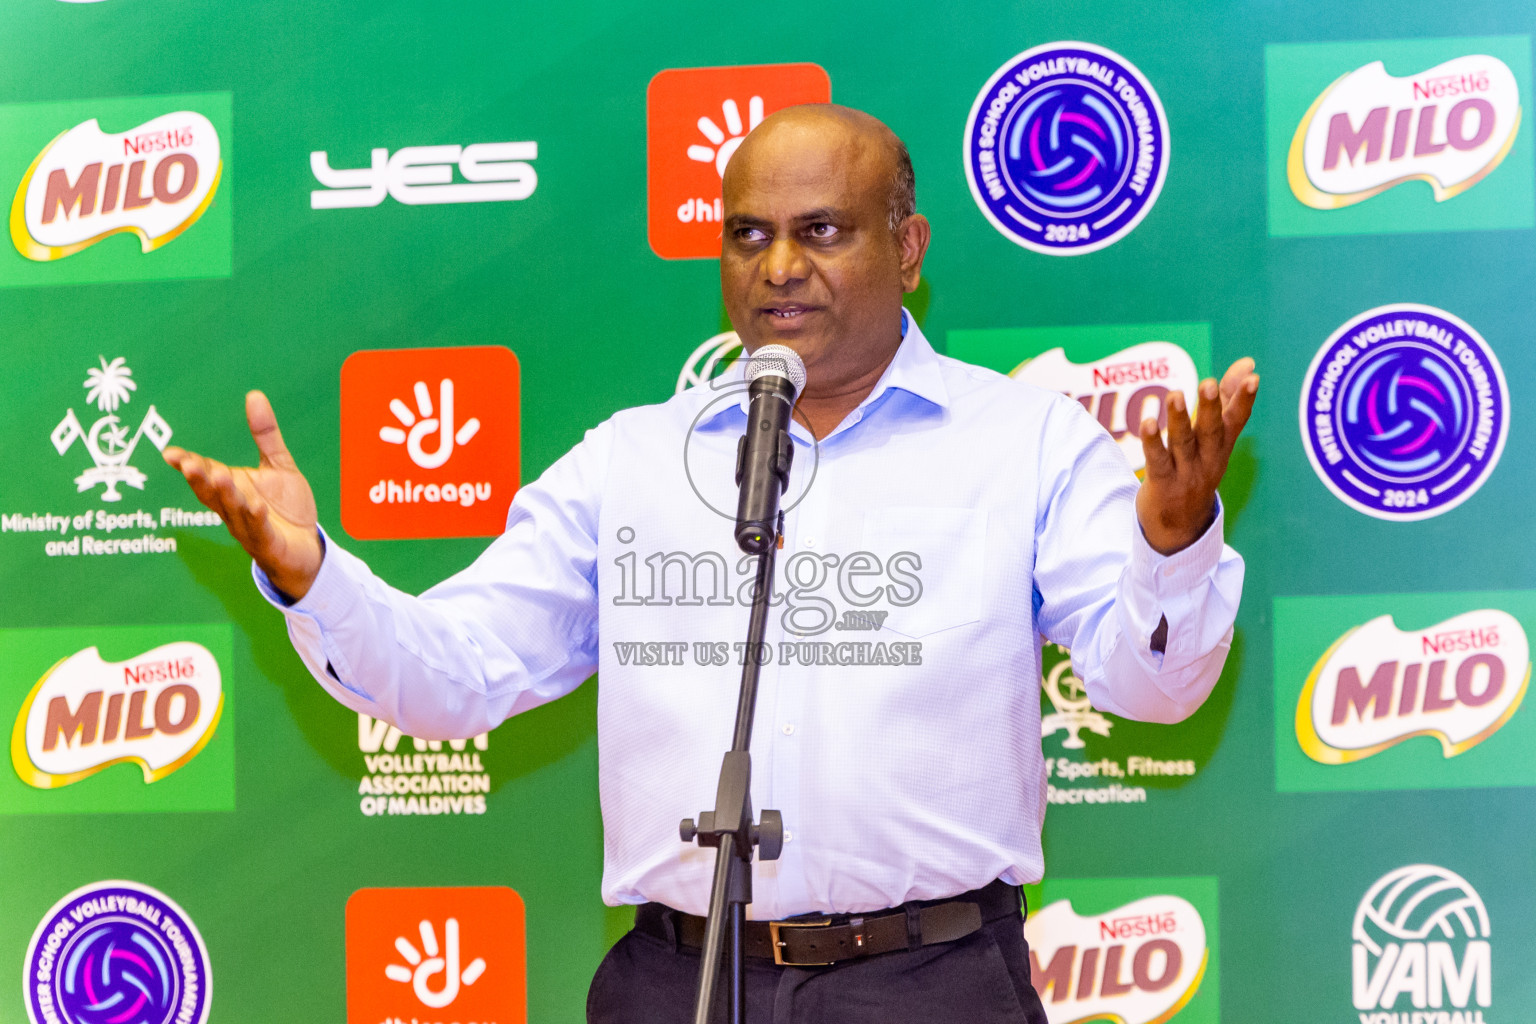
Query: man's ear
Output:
[[897, 214, 931, 293]]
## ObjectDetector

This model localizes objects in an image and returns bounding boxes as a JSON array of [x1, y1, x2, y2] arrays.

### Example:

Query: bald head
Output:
[[724, 104, 915, 231]]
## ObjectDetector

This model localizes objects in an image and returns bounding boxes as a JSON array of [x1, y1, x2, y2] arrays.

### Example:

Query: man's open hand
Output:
[[1135, 358, 1260, 555], [162, 391, 323, 599]]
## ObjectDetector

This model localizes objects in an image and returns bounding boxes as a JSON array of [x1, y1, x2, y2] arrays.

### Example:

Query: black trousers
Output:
[[586, 899, 1049, 1024]]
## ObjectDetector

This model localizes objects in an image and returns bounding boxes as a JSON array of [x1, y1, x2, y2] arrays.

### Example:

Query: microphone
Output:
[[734, 344, 806, 554]]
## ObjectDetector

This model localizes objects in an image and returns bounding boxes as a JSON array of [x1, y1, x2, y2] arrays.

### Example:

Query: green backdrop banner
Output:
[[3, 1, 1533, 1021]]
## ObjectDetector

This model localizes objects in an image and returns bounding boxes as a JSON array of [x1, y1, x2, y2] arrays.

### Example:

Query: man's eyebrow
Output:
[[794, 207, 848, 223]]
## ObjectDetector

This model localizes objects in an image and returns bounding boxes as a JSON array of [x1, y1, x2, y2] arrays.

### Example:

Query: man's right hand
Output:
[[162, 390, 324, 600]]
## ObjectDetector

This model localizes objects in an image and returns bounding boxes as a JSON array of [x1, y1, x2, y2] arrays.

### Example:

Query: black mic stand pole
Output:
[[680, 506, 787, 1024]]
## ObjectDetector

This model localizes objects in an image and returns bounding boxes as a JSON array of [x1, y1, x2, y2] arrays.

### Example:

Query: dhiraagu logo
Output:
[[1266, 36, 1533, 236], [1023, 876, 1218, 1024], [0, 623, 234, 814], [1274, 591, 1536, 794], [0, 92, 231, 287]]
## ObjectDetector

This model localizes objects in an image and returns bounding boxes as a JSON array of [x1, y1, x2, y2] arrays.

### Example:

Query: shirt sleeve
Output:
[[1031, 396, 1244, 724], [251, 418, 612, 740]]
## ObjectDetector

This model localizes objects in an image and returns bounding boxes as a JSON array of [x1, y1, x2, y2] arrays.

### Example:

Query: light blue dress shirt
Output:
[[258, 314, 1243, 918]]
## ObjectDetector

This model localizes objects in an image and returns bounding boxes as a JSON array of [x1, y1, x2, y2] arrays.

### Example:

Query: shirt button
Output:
[[803, 537, 817, 549], [1163, 565, 1177, 578], [782, 723, 795, 735], [784, 830, 794, 842]]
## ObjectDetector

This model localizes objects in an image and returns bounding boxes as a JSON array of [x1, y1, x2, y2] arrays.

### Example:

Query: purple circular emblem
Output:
[[963, 41, 1169, 255], [24, 881, 211, 1024], [1300, 304, 1509, 521]]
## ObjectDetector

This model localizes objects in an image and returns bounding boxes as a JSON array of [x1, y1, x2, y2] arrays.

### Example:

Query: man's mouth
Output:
[[761, 304, 818, 320]]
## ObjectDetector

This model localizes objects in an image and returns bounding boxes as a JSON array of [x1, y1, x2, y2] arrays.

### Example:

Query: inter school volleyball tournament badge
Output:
[[25, 880, 212, 1024], [1300, 303, 1509, 521], [964, 42, 1169, 255]]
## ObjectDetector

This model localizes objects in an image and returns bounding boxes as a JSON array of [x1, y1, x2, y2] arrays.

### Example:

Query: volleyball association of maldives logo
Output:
[[1299, 304, 1508, 521], [1352, 865, 1491, 1015], [964, 42, 1169, 255], [1289, 54, 1520, 210], [24, 880, 211, 1024], [10, 110, 222, 261], [1297, 609, 1529, 766]]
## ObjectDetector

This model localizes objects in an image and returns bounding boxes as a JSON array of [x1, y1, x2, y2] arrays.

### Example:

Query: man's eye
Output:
[[736, 227, 767, 242], [808, 223, 838, 238]]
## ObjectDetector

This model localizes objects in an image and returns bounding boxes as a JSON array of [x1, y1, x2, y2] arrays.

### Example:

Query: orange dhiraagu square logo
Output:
[[346, 886, 527, 1024], [647, 63, 831, 259], [340, 345, 520, 540]]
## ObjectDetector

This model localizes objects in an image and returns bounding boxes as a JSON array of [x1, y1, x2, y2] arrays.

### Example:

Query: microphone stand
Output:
[[680, 507, 786, 1024]]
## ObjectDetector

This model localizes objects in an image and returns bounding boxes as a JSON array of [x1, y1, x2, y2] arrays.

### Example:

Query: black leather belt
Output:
[[633, 879, 1020, 967]]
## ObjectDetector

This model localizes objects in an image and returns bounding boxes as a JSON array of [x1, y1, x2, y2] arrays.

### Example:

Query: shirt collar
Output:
[[695, 308, 949, 431]]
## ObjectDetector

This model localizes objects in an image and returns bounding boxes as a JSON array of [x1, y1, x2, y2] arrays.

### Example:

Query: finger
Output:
[[1164, 390, 1198, 466], [1139, 415, 1175, 479], [247, 390, 297, 470], [1193, 378, 1223, 454], [1219, 357, 1257, 402], [1222, 373, 1260, 450], [176, 453, 235, 524]]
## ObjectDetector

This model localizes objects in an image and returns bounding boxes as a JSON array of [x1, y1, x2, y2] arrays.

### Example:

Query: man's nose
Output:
[[765, 236, 809, 286]]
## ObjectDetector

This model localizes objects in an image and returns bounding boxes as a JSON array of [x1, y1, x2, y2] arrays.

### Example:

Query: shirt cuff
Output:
[[1130, 497, 1226, 599], [250, 526, 359, 620]]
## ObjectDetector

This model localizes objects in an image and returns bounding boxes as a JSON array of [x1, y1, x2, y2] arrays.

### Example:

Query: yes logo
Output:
[[1275, 591, 1536, 793], [0, 93, 232, 287], [346, 886, 525, 1024], [1025, 877, 1218, 1024], [1352, 865, 1491, 1015], [948, 322, 1211, 475], [1267, 37, 1533, 237], [0, 623, 234, 815], [310, 142, 538, 208], [340, 346, 520, 540], [646, 63, 831, 259]]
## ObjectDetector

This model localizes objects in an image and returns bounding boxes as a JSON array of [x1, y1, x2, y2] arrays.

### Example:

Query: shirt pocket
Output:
[[859, 506, 986, 639]]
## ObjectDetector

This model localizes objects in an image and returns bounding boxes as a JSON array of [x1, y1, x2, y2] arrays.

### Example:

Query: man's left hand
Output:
[[1136, 357, 1260, 555]]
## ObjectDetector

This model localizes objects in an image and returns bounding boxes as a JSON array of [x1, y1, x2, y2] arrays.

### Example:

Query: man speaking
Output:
[[165, 105, 1258, 1023]]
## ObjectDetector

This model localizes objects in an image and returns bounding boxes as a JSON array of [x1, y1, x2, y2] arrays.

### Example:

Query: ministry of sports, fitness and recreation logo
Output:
[[1297, 609, 1529, 766], [1025, 877, 1217, 1024], [25, 880, 211, 1024], [52, 357, 172, 503], [1299, 304, 1508, 521], [964, 42, 1169, 255], [1352, 865, 1491, 1015]]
